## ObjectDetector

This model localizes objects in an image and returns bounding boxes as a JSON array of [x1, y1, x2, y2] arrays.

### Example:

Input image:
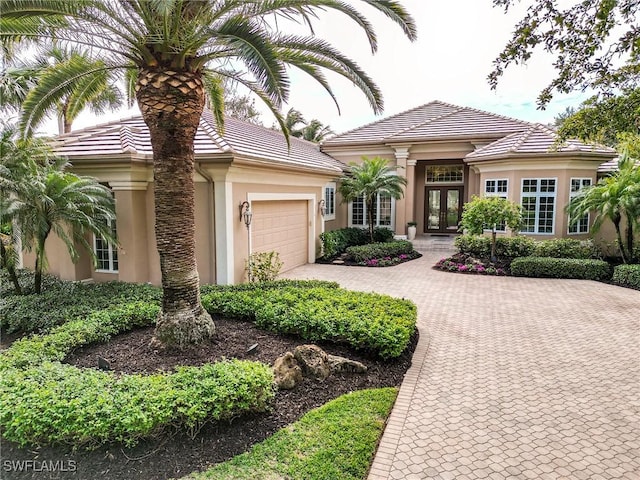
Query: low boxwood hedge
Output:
[[510, 257, 613, 281], [533, 238, 598, 259], [345, 240, 414, 263], [454, 235, 535, 259], [202, 285, 417, 359], [611, 264, 640, 290], [0, 280, 161, 334], [319, 227, 394, 259], [0, 301, 274, 447]]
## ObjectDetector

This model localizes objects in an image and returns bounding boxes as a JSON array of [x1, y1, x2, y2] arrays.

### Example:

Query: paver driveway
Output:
[[284, 252, 640, 480]]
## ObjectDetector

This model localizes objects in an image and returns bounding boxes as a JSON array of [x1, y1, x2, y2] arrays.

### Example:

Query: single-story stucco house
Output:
[[26, 100, 618, 285]]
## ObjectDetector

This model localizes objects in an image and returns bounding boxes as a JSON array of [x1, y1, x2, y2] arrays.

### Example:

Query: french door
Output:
[[424, 186, 463, 233]]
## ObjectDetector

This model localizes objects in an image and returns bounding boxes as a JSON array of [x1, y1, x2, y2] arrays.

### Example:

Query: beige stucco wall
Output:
[[470, 157, 602, 240]]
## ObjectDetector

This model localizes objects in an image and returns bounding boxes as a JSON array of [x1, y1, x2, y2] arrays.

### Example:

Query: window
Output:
[[568, 178, 592, 234], [520, 178, 556, 234], [94, 220, 118, 272], [349, 193, 395, 229], [323, 182, 336, 220], [484, 179, 509, 231], [426, 165, 463, 184]]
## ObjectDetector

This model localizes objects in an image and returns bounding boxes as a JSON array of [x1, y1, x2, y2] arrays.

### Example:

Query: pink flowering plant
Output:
[[435, 253, 507, 275]]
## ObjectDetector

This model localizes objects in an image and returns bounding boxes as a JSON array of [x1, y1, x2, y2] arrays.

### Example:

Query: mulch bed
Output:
[[2, 316, 417, 480], [316, 251, 422, 267]]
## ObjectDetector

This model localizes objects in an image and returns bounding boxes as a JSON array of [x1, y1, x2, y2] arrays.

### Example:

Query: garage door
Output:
[[251, 200, 309, 272]]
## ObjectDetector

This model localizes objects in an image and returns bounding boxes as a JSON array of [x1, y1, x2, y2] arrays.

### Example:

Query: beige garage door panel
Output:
[[252, 200, 308, 272]]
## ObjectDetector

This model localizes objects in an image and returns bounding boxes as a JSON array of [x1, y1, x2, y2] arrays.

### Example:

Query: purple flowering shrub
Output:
[[361, 251, 420, 267], [434, 253, 507, 276]]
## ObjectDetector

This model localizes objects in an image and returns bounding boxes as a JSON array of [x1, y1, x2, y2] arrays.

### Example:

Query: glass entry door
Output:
[[425, 186, 463, 233]]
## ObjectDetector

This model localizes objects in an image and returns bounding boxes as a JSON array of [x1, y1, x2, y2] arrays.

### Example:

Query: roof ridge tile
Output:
[[385, 107, 462, 140]]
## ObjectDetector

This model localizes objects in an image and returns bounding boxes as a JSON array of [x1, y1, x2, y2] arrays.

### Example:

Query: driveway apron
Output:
[[284, 252, 640, 480]]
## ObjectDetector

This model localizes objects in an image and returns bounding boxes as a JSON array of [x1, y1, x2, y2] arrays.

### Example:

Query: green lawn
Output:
[[182, 388, 398, 480]]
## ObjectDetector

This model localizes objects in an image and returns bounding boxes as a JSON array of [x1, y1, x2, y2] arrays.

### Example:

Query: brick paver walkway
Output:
[[284, 252, 640, 480]]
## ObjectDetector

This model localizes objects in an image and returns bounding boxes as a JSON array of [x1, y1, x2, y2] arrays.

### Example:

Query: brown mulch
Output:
[[2, 316, 416, 480]]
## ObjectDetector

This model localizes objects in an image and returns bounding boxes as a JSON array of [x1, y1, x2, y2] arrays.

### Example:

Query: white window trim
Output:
[[520, 178, 557, 235], [483, 179, 509, 232], [94, 219, 118, 273], [348, 194, 396, 230], [568, 177, 592, 235], [323, 182, 336, 221]]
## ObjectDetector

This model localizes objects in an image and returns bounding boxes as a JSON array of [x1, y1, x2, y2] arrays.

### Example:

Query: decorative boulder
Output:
[[273, 352, 303, 390], [293, 344, 331, 380], [327, 354, 367, 374]]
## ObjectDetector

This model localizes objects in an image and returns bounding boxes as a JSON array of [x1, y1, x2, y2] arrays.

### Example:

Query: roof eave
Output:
[[465, 150, 618, 163]]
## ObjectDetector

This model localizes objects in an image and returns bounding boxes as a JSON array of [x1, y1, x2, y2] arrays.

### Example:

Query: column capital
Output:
[[407, 159, 417, 167], [393, 146, 411, 162]]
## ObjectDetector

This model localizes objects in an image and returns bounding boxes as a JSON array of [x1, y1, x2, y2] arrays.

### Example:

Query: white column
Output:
[[393, 146, 411, 235], [214, 180, 234, 285]]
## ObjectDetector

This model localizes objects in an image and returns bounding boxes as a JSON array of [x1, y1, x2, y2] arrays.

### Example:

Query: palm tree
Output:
[[11, 158, 116, 293], [568, 150, 640, 263], [302, 119, 334, 142], [1, 44, 122, 134], [284, 108, 307, 138], [0, 0, 416, 348], [339, 156, 407, 242]]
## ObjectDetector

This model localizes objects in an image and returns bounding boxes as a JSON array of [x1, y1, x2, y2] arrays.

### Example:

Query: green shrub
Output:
[[0, 280, 161, 334], [0, 360, 274, 447], [0, 269, 63, 297], [510, 257, 612, 280], [372, 226, 395, 243], [494, 236, 536, 258], [202, 286, 416, 359], [454, 235, 491, 257], [200, 279, 340, 296], [345, 241, 414, 263], [245, 251, 283, 282], [611, 264, 640, 290], [533, 238, 598, 259], [455, 235, 534, 259], [0, 300, 275, 447], [0, 302, 160, 371], [319, 227, 393, 259]]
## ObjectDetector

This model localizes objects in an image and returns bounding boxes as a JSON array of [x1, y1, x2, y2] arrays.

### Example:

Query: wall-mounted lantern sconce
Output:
[[239, 201, 252, 227], [319, 199, 327, 217]]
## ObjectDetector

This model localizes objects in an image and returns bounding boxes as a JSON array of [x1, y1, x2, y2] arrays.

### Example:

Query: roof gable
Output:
[[465, 123, 617, 161], [322, 100, 531, 147]]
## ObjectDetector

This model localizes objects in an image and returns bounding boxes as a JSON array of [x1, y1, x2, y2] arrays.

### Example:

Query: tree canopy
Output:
[[490, 0, 639, 107]]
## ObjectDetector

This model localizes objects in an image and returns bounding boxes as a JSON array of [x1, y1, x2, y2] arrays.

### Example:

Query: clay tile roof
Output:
[[321, 100, 531, 147], [465, 123, 617, 161], [52, 111, 343, 174]]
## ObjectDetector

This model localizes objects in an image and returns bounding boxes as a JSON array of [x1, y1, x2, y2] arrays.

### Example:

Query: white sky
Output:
[[52, 0, 590, 136]]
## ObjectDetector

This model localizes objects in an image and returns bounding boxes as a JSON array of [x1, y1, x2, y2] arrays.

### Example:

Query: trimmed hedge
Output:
[[0, 280, 161, 334], [510, 257, 613, 280], [1, 360, 274, 447], [533, 238, 598, 259], [319, 227, 394, 259], [0, 301, 275, 447], [454, 235, 535, 259], [200, 279, 339, 295], [612, 264, 640, 290], [345, 241, 414, 263], [202, 286, 417, 359]]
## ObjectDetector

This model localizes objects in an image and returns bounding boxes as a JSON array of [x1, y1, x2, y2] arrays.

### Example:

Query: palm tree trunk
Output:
[[613, 217, 629, 264], [136, 68, 215, 349], [34, 237, 46, 294], [367, 198, 375, 242], [0, 241, 22, 294], [624, 215, 635, 263]]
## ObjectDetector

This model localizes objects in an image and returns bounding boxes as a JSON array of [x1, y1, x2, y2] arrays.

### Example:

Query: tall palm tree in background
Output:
[[568, 149, 640, 264], [0, 0, 416, 348], [339, 156, 407, 242], [1, 44, 122, 134], [302, 118, 334, 142], [283, 107, 307, 138]]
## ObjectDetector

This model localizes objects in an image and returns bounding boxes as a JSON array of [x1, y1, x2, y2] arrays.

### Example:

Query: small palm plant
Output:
[[339, 157, 407, 242], [568, 149, 640, 263]]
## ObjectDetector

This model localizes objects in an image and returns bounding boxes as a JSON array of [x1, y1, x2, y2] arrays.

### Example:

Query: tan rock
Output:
[[273, 352, 303, 390], [293, 344, 331, 380]]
